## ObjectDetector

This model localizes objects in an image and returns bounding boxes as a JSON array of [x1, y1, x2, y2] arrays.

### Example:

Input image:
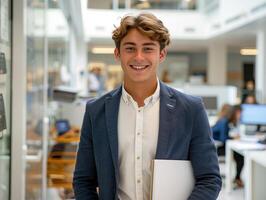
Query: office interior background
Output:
[[1, 0, 266, 199]]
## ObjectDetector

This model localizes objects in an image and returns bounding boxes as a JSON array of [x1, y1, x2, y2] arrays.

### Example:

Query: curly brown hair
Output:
[[112, 13, 170, 51]]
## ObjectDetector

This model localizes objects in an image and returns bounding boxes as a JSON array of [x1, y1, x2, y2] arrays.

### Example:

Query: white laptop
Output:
[[150, 159, 195, 200]]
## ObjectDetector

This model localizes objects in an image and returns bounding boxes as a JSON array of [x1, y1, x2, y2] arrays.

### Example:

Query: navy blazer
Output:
[[73, 82, 222, 200]]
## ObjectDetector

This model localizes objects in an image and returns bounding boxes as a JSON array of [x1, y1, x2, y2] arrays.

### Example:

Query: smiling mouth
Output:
[[129, 65, 149, 71]]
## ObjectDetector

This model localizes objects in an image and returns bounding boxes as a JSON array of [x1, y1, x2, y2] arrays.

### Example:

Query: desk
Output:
[[225, 140, 266, 194], [245, 151, 266, 200], [47, 129, 79, 190]]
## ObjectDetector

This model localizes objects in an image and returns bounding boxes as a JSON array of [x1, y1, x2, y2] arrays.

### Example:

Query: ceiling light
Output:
[[91, 47, 114, 54], [240, 48, 257, 56]]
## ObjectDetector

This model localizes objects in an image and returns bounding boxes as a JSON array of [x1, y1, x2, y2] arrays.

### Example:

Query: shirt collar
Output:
[[121, 86, 131, 105], [122, 78, 160, 106]]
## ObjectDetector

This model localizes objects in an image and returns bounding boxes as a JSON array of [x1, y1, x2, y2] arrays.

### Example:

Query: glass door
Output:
[[0, 0, 12, 199]]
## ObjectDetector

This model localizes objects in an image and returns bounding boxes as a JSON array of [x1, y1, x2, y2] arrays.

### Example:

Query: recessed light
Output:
[[91, 47, 114, 54], [240, 48, 257, 56]]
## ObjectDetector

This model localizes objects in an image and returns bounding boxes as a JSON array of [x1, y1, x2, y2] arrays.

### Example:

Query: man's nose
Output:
[[134, 50, 144, 60]]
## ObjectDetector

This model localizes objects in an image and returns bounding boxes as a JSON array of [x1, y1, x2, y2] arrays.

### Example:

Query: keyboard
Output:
[[258, 138, 266, 145]]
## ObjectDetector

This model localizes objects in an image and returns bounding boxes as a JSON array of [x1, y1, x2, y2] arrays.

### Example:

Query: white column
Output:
[[125, 0, 131, 9], [69, 27, 78, 87], [68, 26, 87, 90], [11, 0, 27, 199], [112, 0, 119, 9], [255, 28, 266, 103], [75, 37, 88, 93], [207, 41, 227, 85]]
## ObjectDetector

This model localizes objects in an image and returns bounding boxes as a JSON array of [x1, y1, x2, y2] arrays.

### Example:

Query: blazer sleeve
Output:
[[73, 102, 99, 199], [188, 101, 222, 200]]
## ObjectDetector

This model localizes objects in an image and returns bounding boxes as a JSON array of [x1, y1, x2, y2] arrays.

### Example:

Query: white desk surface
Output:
[[227, 140, 266, 152], [245, 151, 266, 200], [246, 151, 266, 167], [225, 140, 266, 194]]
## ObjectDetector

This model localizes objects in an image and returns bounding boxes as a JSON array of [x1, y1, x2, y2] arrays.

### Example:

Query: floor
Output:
[[218, 180, 244, 200], [217, 161, 245, 200]]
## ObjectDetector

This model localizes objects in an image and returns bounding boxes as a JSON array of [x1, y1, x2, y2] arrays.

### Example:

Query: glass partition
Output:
[[0, 0, 12, 199], [25, 0, 46, 199], [25, 0, 74, 198]]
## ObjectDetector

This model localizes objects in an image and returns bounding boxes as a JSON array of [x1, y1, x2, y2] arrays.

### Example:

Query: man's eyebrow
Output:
[[122, 42, 136, 46], [143, 42, 157, 46], [122, 42, 157, 46]]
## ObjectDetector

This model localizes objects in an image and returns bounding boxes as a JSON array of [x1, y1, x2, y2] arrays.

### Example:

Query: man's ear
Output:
[[114, 48, 120, 61], [159, 48, 167, 63]]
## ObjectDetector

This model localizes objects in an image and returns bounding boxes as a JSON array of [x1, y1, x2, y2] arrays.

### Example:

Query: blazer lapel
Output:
[[155, 82, 176, 158], [105, 86, 122, 182]]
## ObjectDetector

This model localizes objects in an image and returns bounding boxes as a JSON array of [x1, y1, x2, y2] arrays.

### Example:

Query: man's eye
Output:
[[144, 47, 153, 52], [125, 47, 135, 51]]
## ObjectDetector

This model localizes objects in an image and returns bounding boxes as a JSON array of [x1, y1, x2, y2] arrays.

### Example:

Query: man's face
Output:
[[114, 29, 166, 85]]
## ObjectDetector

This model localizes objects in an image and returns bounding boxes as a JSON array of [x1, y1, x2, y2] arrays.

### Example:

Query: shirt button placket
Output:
[[136, 108, 143, 200]]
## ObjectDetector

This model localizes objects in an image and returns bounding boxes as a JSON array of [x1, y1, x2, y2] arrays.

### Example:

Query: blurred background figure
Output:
[[161, 69, 172, 83], [229, 105, 244, 188], [212, 104, 234, 156], [212, 104, 245, 188], [241, 80, 255, 103], [60, 64, 71, 84], [244, 94, 257, 104], [87, 65, 105, 95]]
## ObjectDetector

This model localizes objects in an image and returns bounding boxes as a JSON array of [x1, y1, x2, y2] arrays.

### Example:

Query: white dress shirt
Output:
[[117, 81, 160, 200]]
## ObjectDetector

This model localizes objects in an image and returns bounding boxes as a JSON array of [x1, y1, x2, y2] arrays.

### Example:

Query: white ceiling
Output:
[[87, 31, 257, 54], [84, 1, 266, 54], [87, 16, 265, 54]]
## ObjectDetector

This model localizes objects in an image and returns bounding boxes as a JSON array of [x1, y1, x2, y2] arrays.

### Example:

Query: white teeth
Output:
[[130, 65, 147, 70]]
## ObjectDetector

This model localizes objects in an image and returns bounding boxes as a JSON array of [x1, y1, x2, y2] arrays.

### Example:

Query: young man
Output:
[[73, 13, 221, 200]]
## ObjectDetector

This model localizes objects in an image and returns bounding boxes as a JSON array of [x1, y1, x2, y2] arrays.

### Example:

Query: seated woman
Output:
[[229, 105, 244, 188], [212, 104, 233, 156], [228, 95, 259, 188], [212, 104, 245, 188]]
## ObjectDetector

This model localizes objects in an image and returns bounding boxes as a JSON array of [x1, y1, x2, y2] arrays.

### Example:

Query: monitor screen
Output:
[[201, 96, 218, 111], [55, 119, 70, 136], [240, 104, 266, 125]]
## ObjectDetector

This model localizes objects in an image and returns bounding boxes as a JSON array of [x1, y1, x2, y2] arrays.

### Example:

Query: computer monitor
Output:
[[55, 119, 70, 136], [240, 104, 266, 125], [201, 96, 218, 111]]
